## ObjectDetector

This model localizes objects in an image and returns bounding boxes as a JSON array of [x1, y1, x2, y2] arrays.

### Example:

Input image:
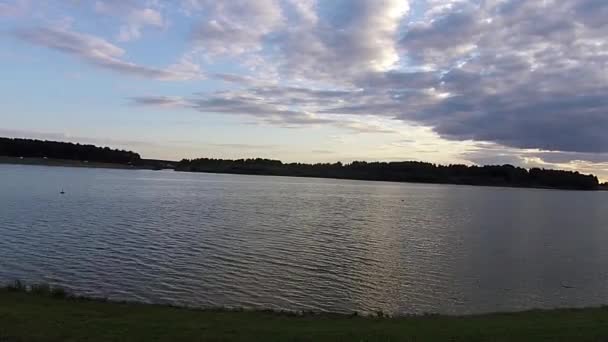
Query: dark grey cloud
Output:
[[572, 0, 608, 28], [212, 73, 258, 85], [530, 152, 608, 165], [401, 3, 481, 65], [129, 96, 187, 107], [389, 0, 608, 153]]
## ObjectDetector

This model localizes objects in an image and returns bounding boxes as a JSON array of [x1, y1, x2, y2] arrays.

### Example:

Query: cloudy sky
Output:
[[1, 0, 607, 179]]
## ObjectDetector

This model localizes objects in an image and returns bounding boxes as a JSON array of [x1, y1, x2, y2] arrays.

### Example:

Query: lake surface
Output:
[[1, 164, 608, 315]]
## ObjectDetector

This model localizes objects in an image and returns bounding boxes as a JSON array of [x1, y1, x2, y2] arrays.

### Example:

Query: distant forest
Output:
[[0, 137, 602, 190], [0, 137, 141, 164], [177, 158, 601, 190]]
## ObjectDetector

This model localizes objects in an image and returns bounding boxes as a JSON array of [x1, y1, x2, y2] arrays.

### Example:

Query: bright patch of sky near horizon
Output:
[[1, 0, 608, 180]]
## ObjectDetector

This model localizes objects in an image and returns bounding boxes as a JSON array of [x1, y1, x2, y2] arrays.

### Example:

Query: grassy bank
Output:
[[2, 286, 608, 341]]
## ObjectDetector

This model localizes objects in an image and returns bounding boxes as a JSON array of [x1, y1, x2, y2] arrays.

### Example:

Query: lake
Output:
[[1, 164, 608, 315]]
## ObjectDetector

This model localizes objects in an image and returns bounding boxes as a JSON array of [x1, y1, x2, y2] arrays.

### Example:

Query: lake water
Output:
[[1, 164, 608, 315]]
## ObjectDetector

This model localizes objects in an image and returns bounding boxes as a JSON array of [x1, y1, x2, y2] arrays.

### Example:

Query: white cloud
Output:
[[14, 27, 202, 80], [271, 0, 409, 81], [0, 0, 28, 17], [189, 0, 284, 56], [94, 0, 166, 42], [182, 0, 410, 82]]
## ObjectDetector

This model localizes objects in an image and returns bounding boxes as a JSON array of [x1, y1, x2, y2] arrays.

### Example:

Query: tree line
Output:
[[0, 137, 601, 190], [0, 137, 141, 164], [176, 158, 600, 190]]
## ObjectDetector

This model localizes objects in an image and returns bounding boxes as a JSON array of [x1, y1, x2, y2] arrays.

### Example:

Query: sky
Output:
[[1, 0, 607, 180]]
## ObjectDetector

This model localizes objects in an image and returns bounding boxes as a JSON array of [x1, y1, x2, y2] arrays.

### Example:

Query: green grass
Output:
[[2, 287, 608, 341]]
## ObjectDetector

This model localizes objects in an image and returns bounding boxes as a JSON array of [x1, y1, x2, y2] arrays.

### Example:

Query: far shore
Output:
[[2, 155, 607, 191], [0, 156, 135, 169], [1, 284, 608, 341], [0, 156, 171, 170]]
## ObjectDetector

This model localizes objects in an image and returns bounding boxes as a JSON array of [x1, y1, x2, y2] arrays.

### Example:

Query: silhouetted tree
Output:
[[2, 136, 599, 190], [0, 137, 140, 164], [176, 158, 599, 190]]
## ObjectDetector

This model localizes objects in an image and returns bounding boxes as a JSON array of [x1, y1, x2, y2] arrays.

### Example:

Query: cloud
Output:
[[0, 128, 160, 149], [340, 121, 397, 134], [122, 0, 608, 157], [392, 0, 608, 153], [129, 96, 188, 107], [94, 0, 167, 42], [9, 0, 608, 165], [460, 143, 608, 181], [182, 0, 409, 82], [528, 152, 608, 165], [212, 73, 258, 85], [188, 0, 284, 56], [0, 0, 28, 17], [130, 86, 400, 134], [462, 147, 608, 181], [14, 27, 202, 80], [0, 128, 69, 142], [271, 0, 409, 80], [211, 143, 279, 150]]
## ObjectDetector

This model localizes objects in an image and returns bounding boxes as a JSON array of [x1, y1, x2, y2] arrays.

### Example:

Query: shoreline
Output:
[[0, 156, 138, 170], [2, 288, 608, 341], [2, 156, 606, 191], [0, 156, 171, 171], [174, 168, 603, 191]]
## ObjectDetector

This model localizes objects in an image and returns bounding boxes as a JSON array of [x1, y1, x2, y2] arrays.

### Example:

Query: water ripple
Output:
[[2, 165, 608, 315]]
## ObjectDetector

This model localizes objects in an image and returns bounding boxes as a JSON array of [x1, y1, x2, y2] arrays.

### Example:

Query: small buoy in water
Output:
[[60, 189, 65, 194]]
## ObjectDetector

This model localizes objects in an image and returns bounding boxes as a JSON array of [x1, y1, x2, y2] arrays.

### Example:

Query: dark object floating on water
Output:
[[60, 189, 65, 194], [561, 283, 575, 289]]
